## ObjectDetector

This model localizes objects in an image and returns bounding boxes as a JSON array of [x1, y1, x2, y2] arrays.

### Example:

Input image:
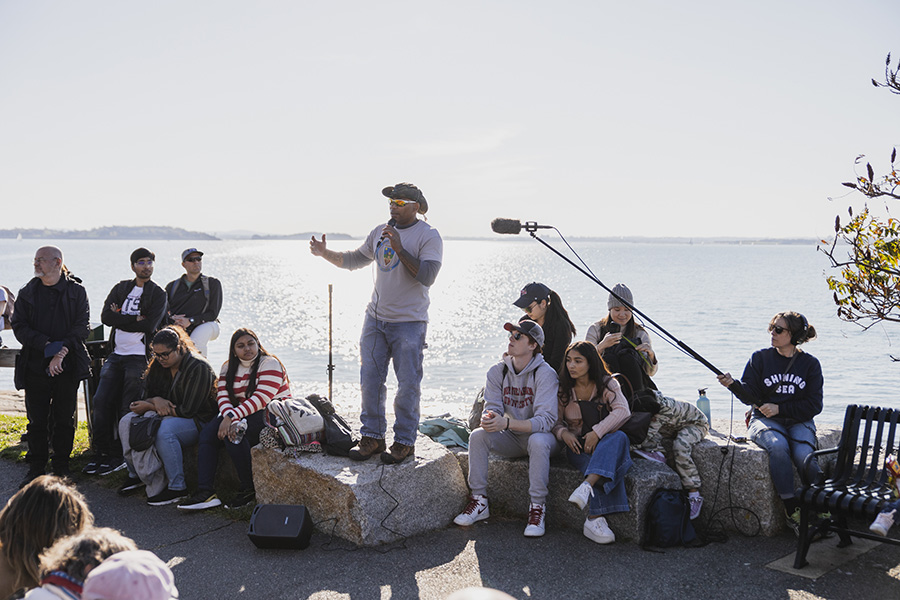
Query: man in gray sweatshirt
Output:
[[454, 320, 559, 537]]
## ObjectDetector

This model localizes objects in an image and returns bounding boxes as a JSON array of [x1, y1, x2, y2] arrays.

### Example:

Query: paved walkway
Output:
[[2, 459, 899, 599]]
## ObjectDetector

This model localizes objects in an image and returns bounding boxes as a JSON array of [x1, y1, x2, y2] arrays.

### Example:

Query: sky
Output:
[[0, 0, 897, 239]]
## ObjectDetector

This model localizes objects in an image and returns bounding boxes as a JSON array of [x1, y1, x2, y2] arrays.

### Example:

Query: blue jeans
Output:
[[749, 415, 820, 499], [90, 353, 147, 458], [197, 411, 265, 492], [154, 416, 203, 491], [359, 315, 427, 446], [566, 430, 633, 516]]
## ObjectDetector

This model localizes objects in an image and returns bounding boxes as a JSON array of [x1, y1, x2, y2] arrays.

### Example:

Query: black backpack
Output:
[[644, 488, 698, 548], [306, 394, 358, 456]]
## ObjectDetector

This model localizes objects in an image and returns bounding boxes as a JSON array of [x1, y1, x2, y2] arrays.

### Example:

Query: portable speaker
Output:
[[247, 504, 314, 549]]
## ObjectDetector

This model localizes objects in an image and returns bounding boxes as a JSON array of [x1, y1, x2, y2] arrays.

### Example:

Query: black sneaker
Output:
[[18, 466, 45, 489], [225, 489, 256, 510], [117, 476, 145, 496], [177, 491, 222, 511], [96, 458, 126, 476], [147, 488, 188, 506], [82, 458, 102, 475]]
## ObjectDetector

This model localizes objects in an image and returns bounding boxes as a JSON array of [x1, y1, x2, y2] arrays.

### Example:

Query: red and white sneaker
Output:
[[454, 494, 489, 526], [524, 502, 546, 537]]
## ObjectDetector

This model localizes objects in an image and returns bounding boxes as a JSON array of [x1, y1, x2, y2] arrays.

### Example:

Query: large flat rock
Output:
[[252, 433, 468, 547]]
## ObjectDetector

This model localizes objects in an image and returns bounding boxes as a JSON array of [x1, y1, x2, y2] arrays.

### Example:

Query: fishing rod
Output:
[[491, 218, 724, 377], [327, 283, 335, 400]]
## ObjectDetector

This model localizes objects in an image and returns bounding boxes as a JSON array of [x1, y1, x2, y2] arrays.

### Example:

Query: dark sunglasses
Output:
[[508, 332, 524, 341], [184, 256, 203, 263], [770, 325, 788, 335]]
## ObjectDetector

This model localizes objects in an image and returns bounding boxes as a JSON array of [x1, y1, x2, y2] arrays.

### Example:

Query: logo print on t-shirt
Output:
[[376, 239, 400, 272]]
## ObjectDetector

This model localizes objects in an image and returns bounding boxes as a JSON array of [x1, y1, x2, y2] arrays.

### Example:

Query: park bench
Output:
[[794, 404, 900, 568]]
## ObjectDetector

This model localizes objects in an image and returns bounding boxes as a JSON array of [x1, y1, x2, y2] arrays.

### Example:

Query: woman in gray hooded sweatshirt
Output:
[[453, 320, 559, 537]]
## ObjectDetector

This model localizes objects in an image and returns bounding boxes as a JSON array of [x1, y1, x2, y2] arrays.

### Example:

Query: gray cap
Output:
[[181, 248, 203, 262], [382, 182, 428, 214], [608, 283, 634, 309], [504, 320, 544, 348]]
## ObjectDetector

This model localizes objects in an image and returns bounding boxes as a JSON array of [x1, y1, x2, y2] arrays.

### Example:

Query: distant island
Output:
[[0, 226, 219, 240], [251, 232, 353, 240]]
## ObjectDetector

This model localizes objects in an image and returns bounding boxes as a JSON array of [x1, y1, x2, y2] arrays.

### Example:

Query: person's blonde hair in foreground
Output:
[[0, 475, 93, 597], [82, 550, 178, 600]]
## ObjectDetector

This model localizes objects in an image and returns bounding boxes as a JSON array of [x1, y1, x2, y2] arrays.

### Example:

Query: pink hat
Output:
[[82, 550, 178, 600]]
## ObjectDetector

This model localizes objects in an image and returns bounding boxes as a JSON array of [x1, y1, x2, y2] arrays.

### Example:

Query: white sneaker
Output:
[[689, 494, 704, 520], [583, 516, 615, 544], [568, 480, 594, 510], [523, 502, 546, 537], [869, 509, 895, 537], [454, 495, 489, 526]]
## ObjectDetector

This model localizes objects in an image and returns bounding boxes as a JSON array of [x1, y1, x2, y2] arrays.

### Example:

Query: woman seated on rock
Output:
[[585, 283, 658, 395], [0, 475, 94, 599], [119, 326, 217, 506], [717, 311, 823, 534], [178, 328, 291, 512], [552, 341, 633, 545]]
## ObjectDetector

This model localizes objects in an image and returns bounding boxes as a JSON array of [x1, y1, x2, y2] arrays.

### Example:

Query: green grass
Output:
[[0, 414, 92, 463]]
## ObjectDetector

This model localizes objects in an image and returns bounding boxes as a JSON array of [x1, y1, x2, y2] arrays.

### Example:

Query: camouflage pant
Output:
[[638, 393, 709, 489]]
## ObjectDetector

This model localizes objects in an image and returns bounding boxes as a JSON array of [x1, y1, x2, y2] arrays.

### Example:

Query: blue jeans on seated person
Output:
[[198, 411, 265, 492], [359, 315, 427, 446], [155, 416, 204, 491], [748, 415, 820, 499], [566, 430, 633, 517]]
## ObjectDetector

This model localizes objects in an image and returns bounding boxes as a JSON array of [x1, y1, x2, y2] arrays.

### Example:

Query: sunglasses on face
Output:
[[770, 325, 788, 335], [509, 332, 524, 341], [134, 260, 154, 266], [154, 349, 175, 360], [389, 199, 418, 208], [184, 256, 202, 263]]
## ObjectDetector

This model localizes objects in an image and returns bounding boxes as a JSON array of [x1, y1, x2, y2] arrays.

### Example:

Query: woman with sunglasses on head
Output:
[[178, 328, 291, 512], [513, 282, 576, 373], [552, 341, 633, 544], [118, 326, 217, 506], [717, 311, 823, 533], [585, 283, 658, 396]]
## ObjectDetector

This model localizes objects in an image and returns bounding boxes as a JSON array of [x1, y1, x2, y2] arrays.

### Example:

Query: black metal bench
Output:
[[794, 404, 900, 568]]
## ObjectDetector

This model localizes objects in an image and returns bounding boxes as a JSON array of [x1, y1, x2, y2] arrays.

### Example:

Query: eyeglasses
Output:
[[389, 199, 418, 208], [508, 332, 523, 341], [525, 302, 539, 313], [770, 325, 788, 335], [135, 260, 154, 266], [184, 256, 202, 263], [153, 349, 175, 360]]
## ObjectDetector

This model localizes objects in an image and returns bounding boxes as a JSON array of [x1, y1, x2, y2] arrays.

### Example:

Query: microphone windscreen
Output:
[[491, 218, 522, 235]]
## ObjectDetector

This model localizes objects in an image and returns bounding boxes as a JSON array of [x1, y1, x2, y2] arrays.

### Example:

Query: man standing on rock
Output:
[[164, 248, 223, 357], [83, 248, 167, 477], [310, 183, 443, 464], [11, 246, 91, 487]]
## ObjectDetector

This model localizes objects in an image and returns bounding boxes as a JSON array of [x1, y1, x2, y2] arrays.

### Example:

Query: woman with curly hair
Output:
[[178, 328, 291, 512], [552, 341, 633, 545], [119, 326, 217, 506], [0, 475, 93, 598]]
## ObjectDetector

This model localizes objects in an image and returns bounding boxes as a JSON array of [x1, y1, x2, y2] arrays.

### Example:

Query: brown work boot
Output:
[[380, 442, 415, 464], [348, 436, 386, 461]]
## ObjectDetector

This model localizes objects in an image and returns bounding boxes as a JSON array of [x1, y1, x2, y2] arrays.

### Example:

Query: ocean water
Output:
[[1, 237, 897, 426]]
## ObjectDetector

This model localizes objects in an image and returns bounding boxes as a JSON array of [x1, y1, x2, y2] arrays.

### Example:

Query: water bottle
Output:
[[231, 418, 248, 444], [696, 388, 712, 425]]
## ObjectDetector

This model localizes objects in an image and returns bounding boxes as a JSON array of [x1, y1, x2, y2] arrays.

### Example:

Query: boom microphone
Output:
[[491, 218, 555, 235], [491, 218, 522, 234]]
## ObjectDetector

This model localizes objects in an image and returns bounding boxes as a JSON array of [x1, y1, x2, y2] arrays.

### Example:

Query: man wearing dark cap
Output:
[[164, 248, 223, 357], [454, 320, 559, 537], [310, 182, 443, 464], [83, 248, 168, 477]]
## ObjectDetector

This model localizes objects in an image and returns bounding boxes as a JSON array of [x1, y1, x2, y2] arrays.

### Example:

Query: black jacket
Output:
[[100, 279, 167, 357], [11, 276, 91, 388], [164, 274, 222, 333]]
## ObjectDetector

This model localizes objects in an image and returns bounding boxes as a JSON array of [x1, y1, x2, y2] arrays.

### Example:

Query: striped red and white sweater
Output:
[[216, 355, 291, 420]]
